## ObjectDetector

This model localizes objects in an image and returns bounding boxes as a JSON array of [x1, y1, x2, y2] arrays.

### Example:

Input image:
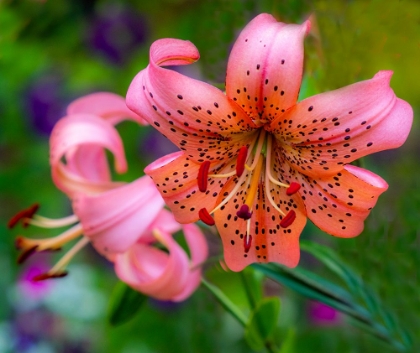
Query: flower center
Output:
[[197, 129, 301, 252], [9, 205, 88, 281]]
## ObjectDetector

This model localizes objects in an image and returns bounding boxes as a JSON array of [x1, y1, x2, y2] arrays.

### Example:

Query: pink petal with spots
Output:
[[114, 230, 191, 301], [67, 92, 147, 125], [127, 38, 257, 164], [172, 223, 208, 301], [73, 176, 165, 256], [268, 71, 413, 178], [226, 13, 310, 125], [214, 179, 306, 271], [295, 164, 388, 237], [145, 151, 238, 224], [50, 114, 127, 196]]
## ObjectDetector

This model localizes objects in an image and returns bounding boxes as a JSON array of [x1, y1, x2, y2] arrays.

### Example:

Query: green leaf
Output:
[[300, 240, 361, 294], [107, 281, 148, 326], [244, 297, 281, 351]]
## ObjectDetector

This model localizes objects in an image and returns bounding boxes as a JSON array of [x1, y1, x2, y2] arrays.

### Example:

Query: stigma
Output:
[[196, 131, 301, 253]]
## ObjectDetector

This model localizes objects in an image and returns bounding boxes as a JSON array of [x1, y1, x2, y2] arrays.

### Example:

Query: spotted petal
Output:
[[145, 151, 237, 224], [268, 71, 413, 178], [73, 176, 165, 256], [114, 230, 191, 301], [126, 38, 257, 164], [67, 92, 147, 125], [214, 179, 306, 272], [226, 13, 310, 125], [50, 114, 127, 196], [282, 162, 387, 237]]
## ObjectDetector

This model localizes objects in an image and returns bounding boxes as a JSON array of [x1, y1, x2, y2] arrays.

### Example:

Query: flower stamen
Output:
[[199, 208, 215, 226], [244, 233, 252, 253], [33, 236, 90, 282], [8, 203, 39, 229], [15, 223, 84, 264], [280, 210, 296, 228], [236, 146, 248, 177], [197, 161, 211, 192]]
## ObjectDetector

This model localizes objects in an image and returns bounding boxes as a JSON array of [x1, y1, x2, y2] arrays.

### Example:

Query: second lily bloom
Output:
[[12, 92, 208, 301]]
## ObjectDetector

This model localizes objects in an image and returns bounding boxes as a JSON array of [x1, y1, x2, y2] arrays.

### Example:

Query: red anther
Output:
[[8, 203, 39, 229], [197, 161, 211, 192], [32, 271, 68, 282], [286, 182, 301, 196], [236, 146, 248, 177], [17, 245, 38, 264], [244, 234, 252, 253], [198, 208, 215, 226], [280, 210, 296, 228], [237, 204, 252, 220]]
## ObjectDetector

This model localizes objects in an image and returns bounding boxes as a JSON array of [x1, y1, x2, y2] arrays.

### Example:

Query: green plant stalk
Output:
[[201, 277, 247, 327], [240, 271, 278, 353]]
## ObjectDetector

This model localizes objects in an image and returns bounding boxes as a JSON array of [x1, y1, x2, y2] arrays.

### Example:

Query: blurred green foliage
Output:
[[1, 0, 419, 352]]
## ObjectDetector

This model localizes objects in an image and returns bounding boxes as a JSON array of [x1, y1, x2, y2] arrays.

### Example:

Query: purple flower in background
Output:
[[308, 301, 340, 325], [88, 5, 148, 65], [18, 256, 53, 300], [24, 73, 68, 136]]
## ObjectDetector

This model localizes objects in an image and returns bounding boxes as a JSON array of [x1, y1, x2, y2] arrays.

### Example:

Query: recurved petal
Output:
[[292, 164, 388, 238], [73, 176, 165, 256], [114, 230, 191, 301], [268, 71, 413, 178], [67, 92, 146, 125], [50, 114, 127, 196], [214, 179, 306, 272], [172, 223, 208, 301], [226, 13, 310, 125], [145, 151, 237, 224], [126, 38, 257, 164]]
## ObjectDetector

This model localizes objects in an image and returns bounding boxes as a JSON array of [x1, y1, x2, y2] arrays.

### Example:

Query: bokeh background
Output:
[[1, 0, 419, 352]]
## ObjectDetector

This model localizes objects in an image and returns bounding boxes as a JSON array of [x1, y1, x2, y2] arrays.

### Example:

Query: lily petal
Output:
[[214, 180, 306, 272], [140, 208, 182, 244], [226, 13, 310, 125], [50, 114, 127, 196], [126, 38, 257, 164], [73, 176, 165, 256], [268, 71, 413, 177], [291, 164, 388, 237], [114, 230, 191, 301], [172, 223, 208, 301], [145, 151, 237, 224], [67, 92, 146, 125]]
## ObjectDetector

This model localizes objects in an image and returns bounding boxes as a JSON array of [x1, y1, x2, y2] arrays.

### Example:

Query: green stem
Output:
[[201, 278, 247, 327], [240, 272, 278, 353]]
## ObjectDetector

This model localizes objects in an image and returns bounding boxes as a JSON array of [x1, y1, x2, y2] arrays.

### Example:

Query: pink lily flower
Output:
[[126, 14, 413, 272], [10, 93, 208, 301]]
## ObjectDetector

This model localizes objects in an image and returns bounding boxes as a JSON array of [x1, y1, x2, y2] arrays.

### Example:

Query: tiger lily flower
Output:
[[126, 14, 413, 271], [10, 93, 208, 301]]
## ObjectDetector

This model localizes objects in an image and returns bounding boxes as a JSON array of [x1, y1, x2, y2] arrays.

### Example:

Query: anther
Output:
[[244, 234, 252, 253], [286, 182, 301, 196], [8, 203, 39, 229], [32, 271, 68, 282], [280, 210, 296, 228], [236, 146, 248, 177], [17, 245, 38, 264], [198, 208, 215, 226], [237, 204, 252, 220], [197, 161, 211, 192]]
